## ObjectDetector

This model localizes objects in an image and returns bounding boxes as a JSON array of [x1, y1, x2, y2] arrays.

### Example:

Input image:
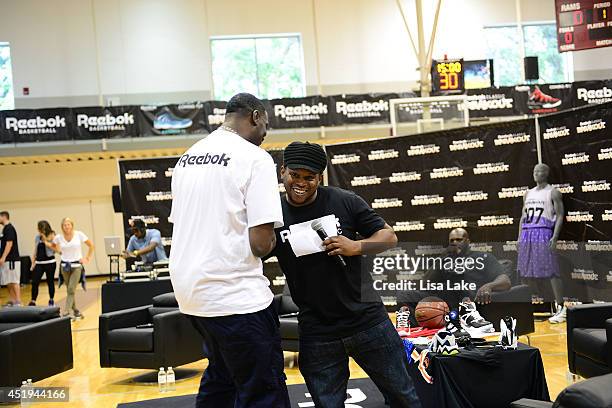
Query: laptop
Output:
[[104, 236, 122, 256]]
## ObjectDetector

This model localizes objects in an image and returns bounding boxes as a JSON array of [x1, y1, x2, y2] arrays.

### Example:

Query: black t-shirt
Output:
[[271, 186, 389, 340], [1, 223, 20, 261]]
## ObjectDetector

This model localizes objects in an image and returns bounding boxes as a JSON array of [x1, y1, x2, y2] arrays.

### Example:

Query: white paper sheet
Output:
[[288, 214, 338, 257]]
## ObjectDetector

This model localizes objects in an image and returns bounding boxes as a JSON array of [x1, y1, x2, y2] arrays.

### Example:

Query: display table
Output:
[[100, 279, 173, 313], [407, 343, 550, 408]]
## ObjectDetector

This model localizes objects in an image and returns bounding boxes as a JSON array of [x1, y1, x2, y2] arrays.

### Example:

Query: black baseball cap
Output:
[[283, 141, 327, 173]]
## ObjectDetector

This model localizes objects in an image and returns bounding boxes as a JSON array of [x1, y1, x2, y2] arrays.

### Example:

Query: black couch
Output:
[[273, 285, 300, 352], [0, 307, 73, 387], [99, 292, 206, 370], [511, 372, 612, 408], [566, 303, 612, 379]]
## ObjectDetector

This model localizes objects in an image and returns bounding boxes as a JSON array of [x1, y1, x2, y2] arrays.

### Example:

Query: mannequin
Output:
[[517, 163, 566, 323]]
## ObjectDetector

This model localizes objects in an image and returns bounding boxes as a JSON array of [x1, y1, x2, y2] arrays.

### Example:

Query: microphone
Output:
[[311, 220, 348, 268]]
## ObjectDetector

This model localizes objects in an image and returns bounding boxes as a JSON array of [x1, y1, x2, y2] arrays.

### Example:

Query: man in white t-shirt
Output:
[[169, 93, 289, 407]]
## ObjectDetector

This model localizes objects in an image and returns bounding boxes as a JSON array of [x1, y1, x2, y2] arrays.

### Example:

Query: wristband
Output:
[[134, 250, 139, 256]]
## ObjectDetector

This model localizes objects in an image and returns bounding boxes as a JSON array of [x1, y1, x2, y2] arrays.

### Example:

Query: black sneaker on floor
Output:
[[73, 310, 84, 320], [48, 299, 55, 307], [28, 300, 36, 306]]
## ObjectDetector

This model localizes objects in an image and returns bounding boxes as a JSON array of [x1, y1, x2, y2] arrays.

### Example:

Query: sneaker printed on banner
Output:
[[527, 86, 562, 109]]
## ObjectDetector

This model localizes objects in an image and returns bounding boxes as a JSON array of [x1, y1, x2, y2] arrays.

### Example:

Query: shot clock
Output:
[[431, 59, 465, 95], [556, 0, 612, 52]]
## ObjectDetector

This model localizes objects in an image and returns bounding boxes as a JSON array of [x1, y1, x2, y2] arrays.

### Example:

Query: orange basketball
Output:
[[414, 297, 450, 329]]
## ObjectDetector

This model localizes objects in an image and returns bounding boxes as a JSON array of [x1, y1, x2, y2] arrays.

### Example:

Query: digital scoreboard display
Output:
[[555, 0, 612, 52], [431, 59, 465, 95]]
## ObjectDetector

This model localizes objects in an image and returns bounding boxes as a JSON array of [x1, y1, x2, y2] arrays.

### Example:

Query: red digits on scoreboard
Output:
[[564, 31, 574, 44], [573, 10, 583, 25]]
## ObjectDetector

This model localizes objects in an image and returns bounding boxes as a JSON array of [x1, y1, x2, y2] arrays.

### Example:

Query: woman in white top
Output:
[[52, 217, 94, 320]]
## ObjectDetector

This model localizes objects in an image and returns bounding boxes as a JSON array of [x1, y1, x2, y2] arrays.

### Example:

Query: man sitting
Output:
[[122, 219, 167, 264]]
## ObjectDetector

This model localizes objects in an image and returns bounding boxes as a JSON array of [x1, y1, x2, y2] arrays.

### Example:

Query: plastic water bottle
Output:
[[166, 367, 175, 392], [20, 380, 28, 407], [157, 367, 166, 392]]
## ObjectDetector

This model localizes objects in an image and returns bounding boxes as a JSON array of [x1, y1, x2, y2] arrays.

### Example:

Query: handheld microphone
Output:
[[311, 220, 348, 268]]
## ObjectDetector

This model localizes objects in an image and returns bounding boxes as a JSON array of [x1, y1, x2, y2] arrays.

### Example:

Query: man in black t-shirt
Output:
[[270, 142, 421, 408], [0, 211, 21, 306]]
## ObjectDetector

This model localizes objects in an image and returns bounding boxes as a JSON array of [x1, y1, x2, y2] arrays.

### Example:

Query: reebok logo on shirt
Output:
[[178, 152, 231, 167]]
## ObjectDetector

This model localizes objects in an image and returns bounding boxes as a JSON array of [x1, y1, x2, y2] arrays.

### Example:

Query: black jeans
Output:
[[31, 262, 56, 301], [189, 302, 290, 408], [299, 318, 422, 408]]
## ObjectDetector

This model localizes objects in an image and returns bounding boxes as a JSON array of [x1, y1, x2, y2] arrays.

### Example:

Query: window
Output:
[[0, 42, 14, 110], [484, 23, 572, 86], [211, 34, 305, 101]]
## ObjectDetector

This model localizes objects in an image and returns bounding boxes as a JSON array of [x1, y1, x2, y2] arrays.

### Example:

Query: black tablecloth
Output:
[[407, 343, 550, 408], [101, 279, 173, 313]]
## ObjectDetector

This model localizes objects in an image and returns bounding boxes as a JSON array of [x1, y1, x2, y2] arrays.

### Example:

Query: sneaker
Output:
[[445, 311, 471, 347], [28, 300, 36, 306], [498, 316, 518, 349], [549, 305, 567, 324], [528, 86, 562, 109], [73, 310, 84, 320], [459, 299, 494, 334], [395, 307, 411, 337], [153, 110, 193, 130], [430, 329, 459, 355], [48, 299, 55, 307], [3, 301, 14, 307]]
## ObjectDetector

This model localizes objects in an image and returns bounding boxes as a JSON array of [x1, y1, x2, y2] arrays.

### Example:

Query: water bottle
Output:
[[166, 367, 175, 392], [20, 380, 28, 407], [157, 367, 166, 392]]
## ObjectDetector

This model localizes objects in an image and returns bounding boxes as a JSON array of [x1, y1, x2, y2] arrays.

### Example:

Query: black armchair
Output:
[[511, 372, 612, 408], [566, 302, 612, 379], [99, 292, 206, 370], [0, 307, 73, 387], [273, 285, 299, 352]]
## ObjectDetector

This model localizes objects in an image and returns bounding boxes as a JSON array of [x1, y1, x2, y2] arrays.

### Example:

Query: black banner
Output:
[[267, 95, 334, 129], [328, 93, 400, 125], [571, 80, 612, 107], [138, 102, 206, 136], [0, 108, 71, 143], [202, 101, 227, 133], [466, 86, 516, 118], [512, 83, 574, 115], [73, 106, 140, 140]]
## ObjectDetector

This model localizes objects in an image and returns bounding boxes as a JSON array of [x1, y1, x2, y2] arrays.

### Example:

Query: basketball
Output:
[[414, 297, 450, 329]]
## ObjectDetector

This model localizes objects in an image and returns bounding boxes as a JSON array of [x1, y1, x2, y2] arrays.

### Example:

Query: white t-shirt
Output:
[[53, 231, 89, 262], [169, 129, 284, 317]]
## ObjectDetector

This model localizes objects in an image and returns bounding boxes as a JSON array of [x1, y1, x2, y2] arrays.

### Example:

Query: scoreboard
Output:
[[556, 0, 612, 52], [431, 59, 465, 95]]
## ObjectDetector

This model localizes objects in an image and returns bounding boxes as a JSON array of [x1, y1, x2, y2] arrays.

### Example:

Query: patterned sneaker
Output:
[[396, 307, 411, 337], [549, 305, 567, 324], [459, 299, 494, 334], [430, 329, 459, 355], [445, 311, 471, 346], [528, 86, 562, 109], [498, 316, 518, 349]]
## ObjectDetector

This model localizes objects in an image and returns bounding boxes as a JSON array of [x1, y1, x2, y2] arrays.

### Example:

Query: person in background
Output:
[[122, 219, 167, 263], [52, 217, 94, 320], [29, 220, 57, 306], [0, 211, 21, 307]]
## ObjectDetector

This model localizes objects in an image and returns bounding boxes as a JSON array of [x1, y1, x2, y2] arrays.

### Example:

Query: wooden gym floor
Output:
[[1, 277, 570, 407]]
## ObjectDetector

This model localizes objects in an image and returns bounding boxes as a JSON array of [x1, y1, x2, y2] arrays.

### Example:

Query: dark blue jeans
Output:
[[299, 318, 422, 408], [189, 302, 290, 408]]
